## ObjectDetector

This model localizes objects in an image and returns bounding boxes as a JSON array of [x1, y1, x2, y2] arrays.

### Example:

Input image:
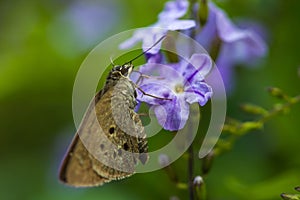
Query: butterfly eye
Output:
[[120, 67, 128, 75], [112, 65, 129, 76]]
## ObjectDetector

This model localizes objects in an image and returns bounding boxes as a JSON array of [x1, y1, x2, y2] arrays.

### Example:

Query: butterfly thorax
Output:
[[101, 64, 135, 98], [111, 77, 137, 110]]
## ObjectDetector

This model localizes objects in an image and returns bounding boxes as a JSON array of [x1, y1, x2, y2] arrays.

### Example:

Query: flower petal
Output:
[[211, 3, 247, 42], [188, 54, 212, 78], [137, 82, 175, 105], [185, 81, 212, 105], [159, 0, 189, 20], [195, 2, 268, 93], [119, 29, 146, 49], [119, 0, 193, 54], [212, 55, 235, 93], [213, 1, 267, 57], [141, 29, 166, 54], [139, 62, 184, 85], [182, 54, 212, 86], [119, 27, 166, 53], [145, 52, 164, 63], [195, 3, 218, 50], [167, 20, 196, 31], [153, 96, 189, 131], [224, 32, 267, 63]]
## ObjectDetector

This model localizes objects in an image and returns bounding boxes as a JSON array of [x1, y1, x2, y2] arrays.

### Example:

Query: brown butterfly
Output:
[[59, 36, 166, 187]]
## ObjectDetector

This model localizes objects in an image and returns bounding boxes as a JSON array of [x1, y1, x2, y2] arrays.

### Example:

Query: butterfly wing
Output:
[[59, 78, 148, 187], [59, 134, 110, 187]]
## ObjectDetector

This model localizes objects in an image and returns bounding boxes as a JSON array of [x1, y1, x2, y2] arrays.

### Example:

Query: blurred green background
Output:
[[0, 0, 299, 200]]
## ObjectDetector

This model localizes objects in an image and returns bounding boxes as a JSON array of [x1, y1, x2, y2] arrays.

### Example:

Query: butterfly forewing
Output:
[[59, 76, 148, 187]]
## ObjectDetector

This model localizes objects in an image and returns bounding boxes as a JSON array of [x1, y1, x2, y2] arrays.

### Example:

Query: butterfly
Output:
[[59, 36, 166, 187]]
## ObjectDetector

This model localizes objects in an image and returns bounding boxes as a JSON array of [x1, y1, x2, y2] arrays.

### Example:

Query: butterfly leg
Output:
[[134, 84, 172, 101], [132, 70, 165, 85]]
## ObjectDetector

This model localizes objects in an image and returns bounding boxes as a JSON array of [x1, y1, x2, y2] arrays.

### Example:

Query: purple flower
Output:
[[132, 54, 213, 131], [196, 2, 267, 91], [119, 0, 195, 54]]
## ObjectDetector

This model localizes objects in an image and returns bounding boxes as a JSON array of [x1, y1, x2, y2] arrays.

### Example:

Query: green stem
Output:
[[259, 95, 300, 124], [188, 145, 195, 200], [216, 94, 300, 156]]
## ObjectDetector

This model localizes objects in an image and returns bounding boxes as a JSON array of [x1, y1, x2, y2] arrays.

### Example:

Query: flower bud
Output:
[[170, 196, 180, 200], [193, 175, 206, 200], [198, 0, 209, 26], [240, 103, 268, 116], [281, 193, 300, 200], [193, 176, 204, 186], [202, 150, 214, 175], [158, 154, 170, 167], [267, 87, 289, 100]]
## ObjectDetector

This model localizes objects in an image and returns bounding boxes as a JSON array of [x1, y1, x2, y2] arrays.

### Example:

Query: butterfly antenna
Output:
[[123, 35, 166, 66], [110, 56, 116, 66]]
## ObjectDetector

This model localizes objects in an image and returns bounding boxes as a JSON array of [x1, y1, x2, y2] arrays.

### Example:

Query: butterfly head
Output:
[[111, 63, 133, 78]]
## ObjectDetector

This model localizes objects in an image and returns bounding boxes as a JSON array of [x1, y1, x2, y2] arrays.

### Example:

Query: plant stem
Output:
[[216, 94, 300, 156], [259, 95, 300, 124], [188, 144, 195, 200]]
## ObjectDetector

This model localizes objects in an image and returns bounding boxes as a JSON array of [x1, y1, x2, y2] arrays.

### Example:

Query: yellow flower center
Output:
[[174, 84, 184, 93]]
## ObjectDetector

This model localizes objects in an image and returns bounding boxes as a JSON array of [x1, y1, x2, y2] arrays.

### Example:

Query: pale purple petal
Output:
[[212, 2, 267, 59], [119, 28, 166, 53], [185, 81, 212, 105], [225, 32, 267, 63], [182, 54, 212, 86], [167, 20, 196, 31], [215, 50, 235, 92], [139, 62, 183, 84], [138, 62, 163, 77], [119, 29, 146, 49], [187, 54, 212, 78], [216, 12, 267, 60], [141, 30, 166, 54], [159, 0, 189, 20], [237, 19, 269, 42], [137, 82, 175, 105], [195, 1, 268, 93], [120, 0, 194, 54], [169, 61, 188, 75], [195, 3, 218, 50], [119, 36, 140, 49], [153, 96, 189, 131], [145, 52, 163, 63], [214, 9, 247, 42]]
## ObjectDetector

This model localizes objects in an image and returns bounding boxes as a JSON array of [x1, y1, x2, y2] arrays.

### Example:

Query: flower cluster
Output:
[[133, 53, 212, 131], [120, 0, 195, 54], [120, 0, 267, 131], [196, 2, 267, 91]]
